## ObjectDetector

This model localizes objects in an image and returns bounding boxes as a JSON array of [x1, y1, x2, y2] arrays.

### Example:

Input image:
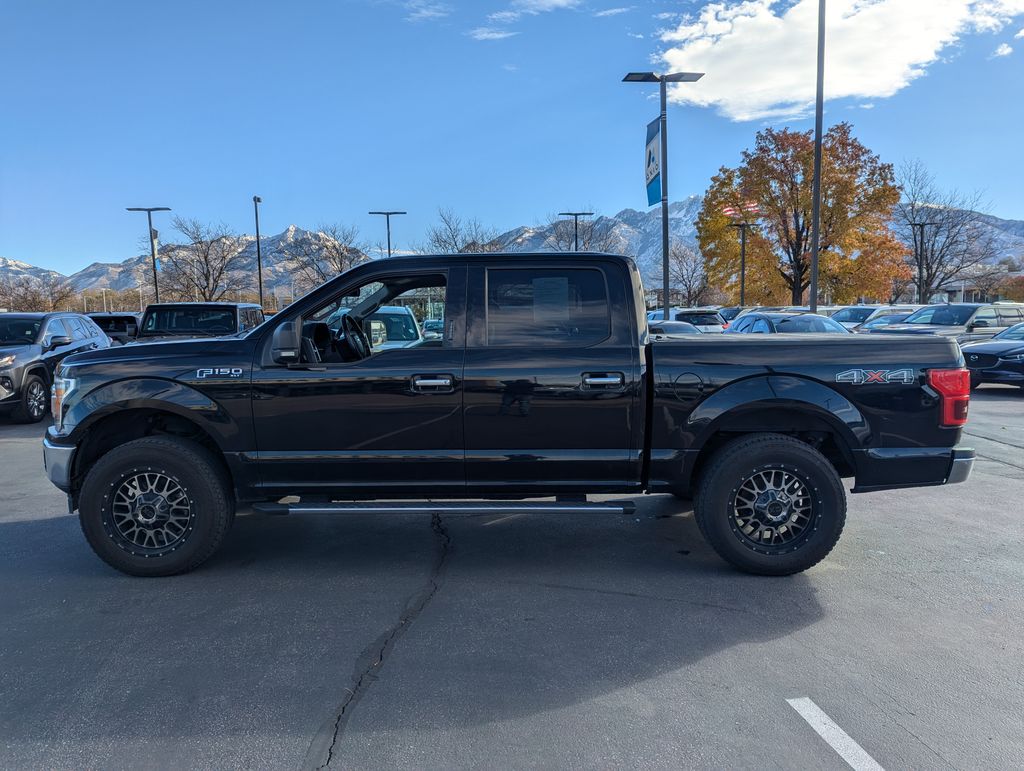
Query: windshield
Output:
[[676, 312, 723, 325], [903, 305, 976, 326], [995, 322, 1024, 341], [93, 316, 137, 334], [831, 307, 874, 323], [0, 317, 42, 345], [774, 315, 849, 333], [141, 307, 236, 335], [862, 314, 910, 329], [370, 310, 419, 341]]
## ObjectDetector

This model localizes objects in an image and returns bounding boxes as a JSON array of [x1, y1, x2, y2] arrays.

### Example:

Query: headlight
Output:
[[0, 354, 15, 368], [51, 375, 77, 430], [1001, 352, 1024, 362]]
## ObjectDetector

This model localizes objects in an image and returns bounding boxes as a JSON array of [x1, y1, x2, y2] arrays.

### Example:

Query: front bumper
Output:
[[42, 437, 76, 493]]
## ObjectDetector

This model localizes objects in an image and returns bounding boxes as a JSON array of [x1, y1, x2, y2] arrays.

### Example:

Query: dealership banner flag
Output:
[[645, 118, 662, 207]]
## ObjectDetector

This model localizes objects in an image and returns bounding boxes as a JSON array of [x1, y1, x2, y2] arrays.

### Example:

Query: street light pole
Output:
[[369, 211, 407, 259], [126, 207, 171, 304], [729, 223, 749, 306], [557, 211, 594, 251], [808, 0, 826, 313], [623, 70, 704, 321], [253, 196, 264, 310], [909, 221, 936, 303]]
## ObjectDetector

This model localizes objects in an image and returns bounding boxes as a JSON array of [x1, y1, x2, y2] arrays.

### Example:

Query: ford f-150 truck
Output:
[[43, 253, 974, 577]]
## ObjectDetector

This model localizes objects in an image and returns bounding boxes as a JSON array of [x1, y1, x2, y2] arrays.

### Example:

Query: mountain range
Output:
[[3, 197, 1023, 295]]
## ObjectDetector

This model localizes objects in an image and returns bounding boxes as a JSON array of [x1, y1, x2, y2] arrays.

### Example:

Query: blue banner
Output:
[[645, 117, 661, 207]]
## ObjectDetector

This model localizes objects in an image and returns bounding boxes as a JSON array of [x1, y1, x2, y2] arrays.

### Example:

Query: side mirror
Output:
[[271, 320, 300, 364], [970, 319, 990, 330], [46, 335, 72, 351]]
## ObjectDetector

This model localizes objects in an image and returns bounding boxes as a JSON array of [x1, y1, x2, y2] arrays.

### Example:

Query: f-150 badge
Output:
[[835, 368, 915, 385], [196, 367, 244, 379]]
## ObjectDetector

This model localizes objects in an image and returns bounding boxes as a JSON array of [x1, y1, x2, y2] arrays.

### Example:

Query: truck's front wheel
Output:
[[79, 437, 234, 576], [694, 433, 845, 576]]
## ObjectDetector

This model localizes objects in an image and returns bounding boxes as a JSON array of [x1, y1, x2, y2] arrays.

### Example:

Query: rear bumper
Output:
[[42, 436, 76, 493], [851, 446, 973, 493]]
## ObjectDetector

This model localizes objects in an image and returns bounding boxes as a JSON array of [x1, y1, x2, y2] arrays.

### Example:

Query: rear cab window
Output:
[[485, 268, 610, 347]]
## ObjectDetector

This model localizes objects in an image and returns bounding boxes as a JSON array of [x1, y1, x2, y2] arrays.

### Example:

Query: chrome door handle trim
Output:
[[412, 376, 453, 388], [582, 374, 624, 387]]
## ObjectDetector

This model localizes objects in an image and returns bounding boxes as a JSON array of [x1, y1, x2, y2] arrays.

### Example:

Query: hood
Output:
[[61, 336, 249, 369], [961, 339, 1024, 355], [0, 343, 34, 362]]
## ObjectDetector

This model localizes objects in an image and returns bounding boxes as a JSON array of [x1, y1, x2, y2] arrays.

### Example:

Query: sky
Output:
[[1, 0, 1022, 274]]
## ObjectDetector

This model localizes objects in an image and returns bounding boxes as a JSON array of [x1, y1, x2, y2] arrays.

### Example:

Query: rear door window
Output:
[[676, 312, 722, 326], [485, 268, 610, 347], [997, 308, 1022, 325]]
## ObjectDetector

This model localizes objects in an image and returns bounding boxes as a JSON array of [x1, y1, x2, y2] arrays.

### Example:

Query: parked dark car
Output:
[[45, 252, 973, 579], [717, 306, 751, 322], [648, 309, 727, 333], [726, 311, 851, 335], [962, 322, 1024, 389], [136, 302, 265, 342], [88, 312, 141, 345], [649, 321, 702, 339], [832, 305, 922, 330], [866, 303, 1024, 344], [0, 312, 110, 422]]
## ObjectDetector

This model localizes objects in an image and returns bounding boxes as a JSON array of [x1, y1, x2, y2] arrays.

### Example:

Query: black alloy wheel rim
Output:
[[27, 381, 46, 419], [107, 471, 195, 555], [730, 467, 816, 554]]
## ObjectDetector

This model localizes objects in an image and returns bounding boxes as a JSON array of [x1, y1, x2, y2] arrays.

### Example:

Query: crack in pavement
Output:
[[306, 512, 451, 769]]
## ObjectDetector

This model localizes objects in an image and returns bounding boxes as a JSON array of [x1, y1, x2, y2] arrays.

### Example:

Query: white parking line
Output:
[[787, 697, 885, 771]]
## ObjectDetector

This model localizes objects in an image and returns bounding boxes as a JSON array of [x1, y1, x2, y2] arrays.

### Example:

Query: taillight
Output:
[[928, 368, 970, 427], [722, 321, 729, 330]]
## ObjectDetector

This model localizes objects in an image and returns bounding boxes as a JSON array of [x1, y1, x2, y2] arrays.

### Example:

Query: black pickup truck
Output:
[[43, 253, 974, 577]]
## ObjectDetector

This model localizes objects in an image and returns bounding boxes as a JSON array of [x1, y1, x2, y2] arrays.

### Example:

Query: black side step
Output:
[[252, 500, 637, 516]]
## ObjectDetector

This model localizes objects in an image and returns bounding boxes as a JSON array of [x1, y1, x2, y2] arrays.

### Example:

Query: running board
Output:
[[252, 500, 636, 516]]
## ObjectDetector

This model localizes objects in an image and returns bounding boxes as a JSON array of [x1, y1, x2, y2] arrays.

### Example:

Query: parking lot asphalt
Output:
[[1, 387, 1022, 769]]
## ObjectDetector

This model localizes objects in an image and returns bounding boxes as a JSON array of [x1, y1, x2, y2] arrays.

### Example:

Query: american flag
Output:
[[742, 200, 761, 214], [722, 205, 739, 217]]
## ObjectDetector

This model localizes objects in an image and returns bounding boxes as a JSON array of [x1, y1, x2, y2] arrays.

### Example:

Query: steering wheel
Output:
[[336, 314, 371, 360]]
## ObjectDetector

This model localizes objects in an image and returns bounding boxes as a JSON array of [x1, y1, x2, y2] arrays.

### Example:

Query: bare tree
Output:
[[896, 160, 1002, 301], [426, 208, 502, 253], [668, 243, 708, 307], [544, 212, 620, 253], [161, 218, 247, 302], [0, 274, 75, 312], [285, 224, 367, 293]]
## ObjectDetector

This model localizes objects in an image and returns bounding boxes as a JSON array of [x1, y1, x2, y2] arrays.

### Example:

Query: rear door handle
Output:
[[582, 373, 624, 387], [412, 374, 455, 392]]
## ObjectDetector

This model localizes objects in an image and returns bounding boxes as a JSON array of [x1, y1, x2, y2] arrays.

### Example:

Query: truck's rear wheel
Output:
[[694, 433, 845, 576], [79, 436, 233, 576]]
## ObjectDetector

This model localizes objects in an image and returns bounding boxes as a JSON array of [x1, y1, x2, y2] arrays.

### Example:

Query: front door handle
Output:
[[412, 374, 454, 392], [582, 373, 624, 387]]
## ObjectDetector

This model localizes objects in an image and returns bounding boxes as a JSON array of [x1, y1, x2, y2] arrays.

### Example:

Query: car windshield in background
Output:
[[903, 305, 976, 326], [651, 321, 701, 335], [0, 317, 42, 345], [142, 308, 236, 334], [371, 311, 419, 341], [995, 322, 1024, 340], [774, 315, 848, 333], [861, 314, 910, 329], [831, 307, 874, 323], [678, 312, 722, 325], [93, 316, 136, 333]]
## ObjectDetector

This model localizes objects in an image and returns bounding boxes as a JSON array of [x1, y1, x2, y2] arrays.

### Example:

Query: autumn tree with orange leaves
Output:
[[697, 123, 909, 305]]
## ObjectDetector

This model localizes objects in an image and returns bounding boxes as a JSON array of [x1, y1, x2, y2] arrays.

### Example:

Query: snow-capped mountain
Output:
[[3, 199, 1022, 293]]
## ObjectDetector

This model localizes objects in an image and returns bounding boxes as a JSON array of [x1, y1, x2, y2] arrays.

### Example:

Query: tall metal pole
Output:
[[558, 212, 593, 252], [660, 78, 671, 320], [808, 0, 826, 313], [253, 196, 264, 309], [386, 215, 393, 259], [909, 222, 934, 303], [739, 224, 747, 306], [146, 210, 159, 304]]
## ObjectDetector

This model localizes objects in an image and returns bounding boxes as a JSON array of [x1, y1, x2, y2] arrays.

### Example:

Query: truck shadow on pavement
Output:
[[0, 495, 825, 764]]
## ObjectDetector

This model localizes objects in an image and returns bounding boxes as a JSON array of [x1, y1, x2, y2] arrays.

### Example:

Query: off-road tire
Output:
[[11, 374, 48, 423], [694, 433, 846, 576], [79, 436, 234, 577]]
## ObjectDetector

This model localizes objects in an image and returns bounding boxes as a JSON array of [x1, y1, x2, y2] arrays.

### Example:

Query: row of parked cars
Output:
[[648, 301, 1024, 391]]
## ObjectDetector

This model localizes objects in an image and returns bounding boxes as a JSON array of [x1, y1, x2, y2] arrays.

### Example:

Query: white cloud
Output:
[[1016, 25, 1024, 35], [487, 0, 580, 23], [992, 41, 1014, 54], [595, 6, 633, 17], [404, 1, 452, 22], [628, 31, 645, 38], [469, 26, 521, 40], [658, 0, 1024, 122]]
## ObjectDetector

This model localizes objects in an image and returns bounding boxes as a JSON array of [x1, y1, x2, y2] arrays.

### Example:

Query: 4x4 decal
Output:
[[836, 368, 916, 385]]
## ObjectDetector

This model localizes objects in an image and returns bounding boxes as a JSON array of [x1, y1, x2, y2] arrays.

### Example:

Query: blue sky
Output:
[[1, 0, 1022, 274]]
